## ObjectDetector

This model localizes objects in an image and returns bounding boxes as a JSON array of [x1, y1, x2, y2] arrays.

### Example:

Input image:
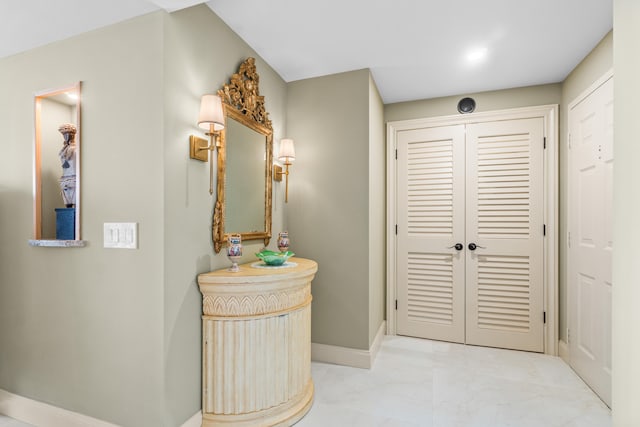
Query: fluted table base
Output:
[[202, 381, 313, 427], [198, 258, 317, 427]]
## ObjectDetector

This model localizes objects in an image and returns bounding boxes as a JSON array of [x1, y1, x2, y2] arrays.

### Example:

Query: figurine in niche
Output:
[[58, 123, 77, 208]]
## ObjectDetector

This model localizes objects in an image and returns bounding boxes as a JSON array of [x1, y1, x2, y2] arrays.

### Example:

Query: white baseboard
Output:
[[311, 321, 386, 369], [181, 410, 202, 427], [558, 339, 570, 363], [0, 389, 119, 427], [369, 321, 386, 367]]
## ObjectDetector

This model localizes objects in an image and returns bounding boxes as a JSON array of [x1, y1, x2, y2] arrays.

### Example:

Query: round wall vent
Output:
[[457, 97, 476, 114]]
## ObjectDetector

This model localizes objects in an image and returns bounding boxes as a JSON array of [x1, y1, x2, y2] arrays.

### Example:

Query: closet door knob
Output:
[[447, 243, 464, 251], [468, 243, 486, 251]]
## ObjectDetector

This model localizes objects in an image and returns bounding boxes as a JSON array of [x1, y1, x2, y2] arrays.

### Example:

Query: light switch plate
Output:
[[104, 222, 138, 249]]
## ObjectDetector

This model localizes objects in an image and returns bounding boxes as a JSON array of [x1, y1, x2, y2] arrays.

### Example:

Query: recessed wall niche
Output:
[[29, 82, 85, 247]]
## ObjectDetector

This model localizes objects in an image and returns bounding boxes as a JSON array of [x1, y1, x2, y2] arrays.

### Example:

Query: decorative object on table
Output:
[[273, 138, 295, 202], [255, 249, 295, 266], [58, 123, 77, 207], [226, 233, 242, 272], [277, 231, 290, 252]]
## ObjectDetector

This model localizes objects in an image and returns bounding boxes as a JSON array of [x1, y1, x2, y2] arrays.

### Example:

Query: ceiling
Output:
[[1, 0, 612, 104]]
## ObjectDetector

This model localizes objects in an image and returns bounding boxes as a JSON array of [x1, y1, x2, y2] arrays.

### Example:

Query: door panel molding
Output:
[[387, 104, 559, 355]]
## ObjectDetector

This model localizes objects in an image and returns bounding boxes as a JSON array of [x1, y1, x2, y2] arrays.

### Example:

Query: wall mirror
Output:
[[29, 82, 84, 247], [212, 58, 273, 253]]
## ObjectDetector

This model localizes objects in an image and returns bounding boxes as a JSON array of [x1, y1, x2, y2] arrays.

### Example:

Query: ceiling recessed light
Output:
[[466, 47, 488, 63]]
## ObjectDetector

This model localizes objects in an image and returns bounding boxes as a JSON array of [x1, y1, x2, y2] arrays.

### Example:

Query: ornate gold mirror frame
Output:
[[213, 58, 273, 253]]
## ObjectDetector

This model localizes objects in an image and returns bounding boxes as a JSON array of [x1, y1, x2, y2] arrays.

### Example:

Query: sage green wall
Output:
[[613, 1, 640, 424], [286, 69, 373, 350], [162, 5, 287, 425], [559, 31, 613, 343], [385, 83, 562, 122], [0, 13, 166, 427], [368, 75, 386, 345], [0, 5, 287, 426]]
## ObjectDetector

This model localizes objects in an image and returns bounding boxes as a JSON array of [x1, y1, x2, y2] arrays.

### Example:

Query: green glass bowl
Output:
[[255, 250, 295, 266]]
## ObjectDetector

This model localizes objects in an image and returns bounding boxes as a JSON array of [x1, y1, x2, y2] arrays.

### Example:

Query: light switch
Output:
[[104, 223, 138, 249]]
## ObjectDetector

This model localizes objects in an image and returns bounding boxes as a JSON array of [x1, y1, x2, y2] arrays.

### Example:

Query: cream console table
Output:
[[197, 257, 318, 427]]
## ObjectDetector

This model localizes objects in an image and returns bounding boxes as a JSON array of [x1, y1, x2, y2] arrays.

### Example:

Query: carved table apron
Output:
[[197, 257, 317, 426]]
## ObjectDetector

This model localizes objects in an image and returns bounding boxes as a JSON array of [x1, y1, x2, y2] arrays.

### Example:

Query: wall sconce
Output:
[[190, 94, 225, 195], [274, 138, 295, 203]]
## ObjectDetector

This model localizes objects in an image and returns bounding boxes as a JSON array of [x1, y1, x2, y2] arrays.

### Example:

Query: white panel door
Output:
[[568, 76, 613, 407], [465, 118, 545, 352], [396, 125, 466, 343]]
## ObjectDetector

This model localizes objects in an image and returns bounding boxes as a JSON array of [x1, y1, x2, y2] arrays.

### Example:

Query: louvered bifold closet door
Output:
[[396, 125, 466, 343], [465, 118, 544, 352]]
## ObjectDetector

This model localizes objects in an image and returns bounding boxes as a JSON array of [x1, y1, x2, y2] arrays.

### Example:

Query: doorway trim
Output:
[[386, 104, 559, 355]]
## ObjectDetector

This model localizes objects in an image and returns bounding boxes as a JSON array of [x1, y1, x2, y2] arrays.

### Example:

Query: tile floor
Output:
[[0, 415, 32, 427], [298, 336, 611, 427], [0, 336, 611, 427]]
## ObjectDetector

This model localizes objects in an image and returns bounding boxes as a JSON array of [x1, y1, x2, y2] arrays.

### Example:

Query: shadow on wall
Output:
[[163, 253, 213, 425], [0, 186, 33, 256], [0, 188, 36, 389]]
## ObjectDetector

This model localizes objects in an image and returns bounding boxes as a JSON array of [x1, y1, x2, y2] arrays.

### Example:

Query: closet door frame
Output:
[[386, 104, 559, 355]]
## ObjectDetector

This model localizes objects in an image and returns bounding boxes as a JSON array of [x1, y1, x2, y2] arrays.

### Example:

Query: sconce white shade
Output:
[[278, 138, 295, 163], [198, 94, 225, 132]]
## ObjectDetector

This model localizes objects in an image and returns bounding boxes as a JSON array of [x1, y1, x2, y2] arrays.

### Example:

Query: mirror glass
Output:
[[32, 82, 82, 243], [224, 116, 266, 233], [213, 104, 273, 253]]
